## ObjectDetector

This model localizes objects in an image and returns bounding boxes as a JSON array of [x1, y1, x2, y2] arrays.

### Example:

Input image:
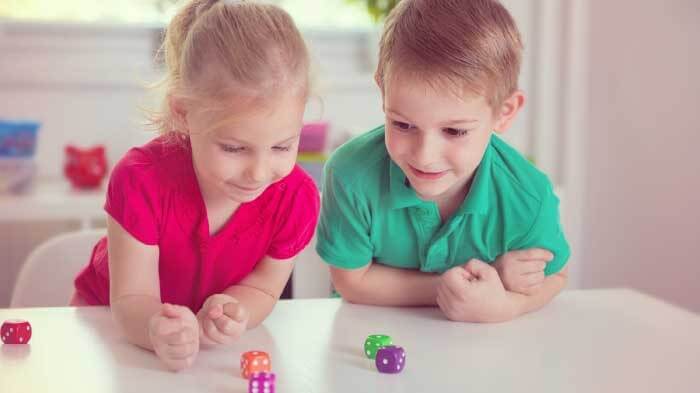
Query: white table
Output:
[[1, 289, 699, 393]]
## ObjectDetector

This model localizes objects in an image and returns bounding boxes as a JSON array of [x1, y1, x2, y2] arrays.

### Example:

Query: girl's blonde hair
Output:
[[151, 0, 310, 135]]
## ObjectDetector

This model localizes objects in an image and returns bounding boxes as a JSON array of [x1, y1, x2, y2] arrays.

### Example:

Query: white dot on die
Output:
[[252, 381, 259, 387], [366, 350, 371, 355], [27, 326, 30, 331], [253, 360, 258, 366], [19, 337, 23, 343], [382, 359, 388, 365], [9, 328, 13, 333], [263, 388, 270, 393], [264, 381, 269, 387], [396, 365, 401, 370], [263, 359, 268, 365]]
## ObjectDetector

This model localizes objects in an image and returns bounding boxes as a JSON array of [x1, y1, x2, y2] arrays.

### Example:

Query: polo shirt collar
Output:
[[456, 139, 492, 216], [388, 159, 424, 209]]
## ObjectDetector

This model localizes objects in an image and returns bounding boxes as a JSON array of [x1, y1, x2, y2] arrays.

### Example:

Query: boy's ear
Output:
[[374, 72, 387, 107], [168, 94, 190, 133], [493, 90, 525, 134]]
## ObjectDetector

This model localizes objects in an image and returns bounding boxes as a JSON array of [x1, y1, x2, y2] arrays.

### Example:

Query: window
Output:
[[0, 0, 375, 29]]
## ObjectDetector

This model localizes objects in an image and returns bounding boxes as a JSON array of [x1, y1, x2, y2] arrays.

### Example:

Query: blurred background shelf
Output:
[[0, 178, 105, 228]]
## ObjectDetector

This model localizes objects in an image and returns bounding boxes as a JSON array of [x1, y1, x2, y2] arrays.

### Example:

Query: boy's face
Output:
[[382, 74, 522, 205]]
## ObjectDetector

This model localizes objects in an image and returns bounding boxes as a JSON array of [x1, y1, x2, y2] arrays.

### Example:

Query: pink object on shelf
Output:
[[299, 121, 328, 153]]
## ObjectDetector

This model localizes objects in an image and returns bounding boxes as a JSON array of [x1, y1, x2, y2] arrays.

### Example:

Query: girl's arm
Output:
[[221, 256, 295, 328], [107, 216, 162, 350], [329, 263, 440, 306]]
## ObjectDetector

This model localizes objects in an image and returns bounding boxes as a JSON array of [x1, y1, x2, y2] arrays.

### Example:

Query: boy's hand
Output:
[[197, 294, 249, 346], [436, 259, 515, 323], [148, 303, 200, 372], [492, 249, 553, 295]]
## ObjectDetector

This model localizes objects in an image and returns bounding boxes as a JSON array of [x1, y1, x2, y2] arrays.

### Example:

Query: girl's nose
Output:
[[247, 157, 269, 183]]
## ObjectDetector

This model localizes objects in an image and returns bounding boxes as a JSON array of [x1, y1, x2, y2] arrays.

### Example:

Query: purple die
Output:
[[375, 345, 406, 373], [249, 371, 275, 393]]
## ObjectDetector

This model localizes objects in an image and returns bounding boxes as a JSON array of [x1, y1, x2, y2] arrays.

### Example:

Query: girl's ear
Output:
[[168, 94, 190, 133], [493, 90, 525, 134]]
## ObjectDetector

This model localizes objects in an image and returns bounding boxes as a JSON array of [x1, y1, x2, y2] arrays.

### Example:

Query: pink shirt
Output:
[[74, 136, 320, 312]]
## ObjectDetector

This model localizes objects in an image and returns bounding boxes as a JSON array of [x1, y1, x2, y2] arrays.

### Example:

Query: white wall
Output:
[[582, 0, 700, 312]]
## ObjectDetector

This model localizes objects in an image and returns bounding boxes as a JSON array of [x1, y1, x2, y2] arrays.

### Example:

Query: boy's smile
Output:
[[408, 164, 449, 180]]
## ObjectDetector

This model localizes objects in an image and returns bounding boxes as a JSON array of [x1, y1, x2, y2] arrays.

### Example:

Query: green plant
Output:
[[347, 0, 401, 22]]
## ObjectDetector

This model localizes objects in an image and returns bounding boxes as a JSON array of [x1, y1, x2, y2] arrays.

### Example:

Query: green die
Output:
[[364, 334, 393, 359]]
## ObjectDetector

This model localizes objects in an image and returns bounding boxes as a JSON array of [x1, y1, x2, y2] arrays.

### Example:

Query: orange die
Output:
[[240, 350, 271, 378]]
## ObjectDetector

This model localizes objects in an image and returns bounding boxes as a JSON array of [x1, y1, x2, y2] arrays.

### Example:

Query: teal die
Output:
[[364, 334, 392, 359]]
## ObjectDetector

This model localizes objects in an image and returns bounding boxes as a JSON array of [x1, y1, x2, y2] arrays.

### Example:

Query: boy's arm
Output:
[[506, 266, 569, 317], [330, 262, 440, 306], [221, 256, 295, 328]]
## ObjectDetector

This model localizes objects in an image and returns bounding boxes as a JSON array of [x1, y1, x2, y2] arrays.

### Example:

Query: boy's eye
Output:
[[392, 120, 414, 131], [219, 143, 244, 153], [272, 145, 292, 152], [443, 127, 470, 137]]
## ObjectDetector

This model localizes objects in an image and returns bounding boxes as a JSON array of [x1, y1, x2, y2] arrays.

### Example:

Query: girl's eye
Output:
[[272, 146, 292, 152], [220, 144, 244, 153], [392, 120, 414, 131], [444, 128, 470, 137]]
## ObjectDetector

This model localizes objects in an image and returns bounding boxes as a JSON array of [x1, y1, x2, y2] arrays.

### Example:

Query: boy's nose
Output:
[[412, 132, 441, 164]]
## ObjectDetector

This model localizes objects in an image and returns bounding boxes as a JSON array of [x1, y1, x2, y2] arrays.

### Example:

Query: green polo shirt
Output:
[[316, 125, 570, 275]]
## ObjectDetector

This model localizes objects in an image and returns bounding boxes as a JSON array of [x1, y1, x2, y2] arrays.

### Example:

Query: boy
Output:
[[316, 0, 570, 322]]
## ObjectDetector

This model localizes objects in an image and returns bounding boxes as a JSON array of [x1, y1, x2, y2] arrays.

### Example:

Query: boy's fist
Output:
[[437, 259, 513, 323], [493, 248, 553, 295]]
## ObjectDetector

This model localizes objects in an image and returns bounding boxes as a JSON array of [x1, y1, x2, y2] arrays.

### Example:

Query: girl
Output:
[[72, 0, 319, 371]]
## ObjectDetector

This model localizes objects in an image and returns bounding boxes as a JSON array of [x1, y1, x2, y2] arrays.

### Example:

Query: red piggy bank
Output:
[[64, 145, 108, 189]]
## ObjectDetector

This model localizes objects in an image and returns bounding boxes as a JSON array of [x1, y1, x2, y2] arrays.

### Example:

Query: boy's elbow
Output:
[[329, 274, 357, 303], [329, 265, 368, 304], [555, 265, 570, 288]]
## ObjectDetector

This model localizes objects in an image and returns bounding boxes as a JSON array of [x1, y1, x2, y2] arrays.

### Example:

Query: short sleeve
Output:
[[315, 165, 374, 269], [511, 186, 570, 275], [267, 177, 321, 260], [104, 148, 161, 245]]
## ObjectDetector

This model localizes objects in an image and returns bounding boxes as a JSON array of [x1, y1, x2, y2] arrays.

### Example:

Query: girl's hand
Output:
[[148, 303, 200, 371], [492, 249, 553, 295], [197, 294, 249, 346], [436, 259, 515, 323]]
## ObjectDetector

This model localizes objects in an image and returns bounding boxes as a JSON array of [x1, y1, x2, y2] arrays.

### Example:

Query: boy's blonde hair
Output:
[[152, 0, 310, 135], [375, 0, 522, 109]]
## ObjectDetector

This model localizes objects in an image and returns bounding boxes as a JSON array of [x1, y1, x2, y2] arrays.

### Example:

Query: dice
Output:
[[1, 319, 32, 344], [364, 334, 392, 359], [240, 350, 271, 378], [248, 371, 275, 393], [375, 345, 406, 374]]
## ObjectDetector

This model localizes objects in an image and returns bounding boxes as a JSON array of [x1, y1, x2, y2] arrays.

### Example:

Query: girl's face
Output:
[[184, 92, 306, 205]]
